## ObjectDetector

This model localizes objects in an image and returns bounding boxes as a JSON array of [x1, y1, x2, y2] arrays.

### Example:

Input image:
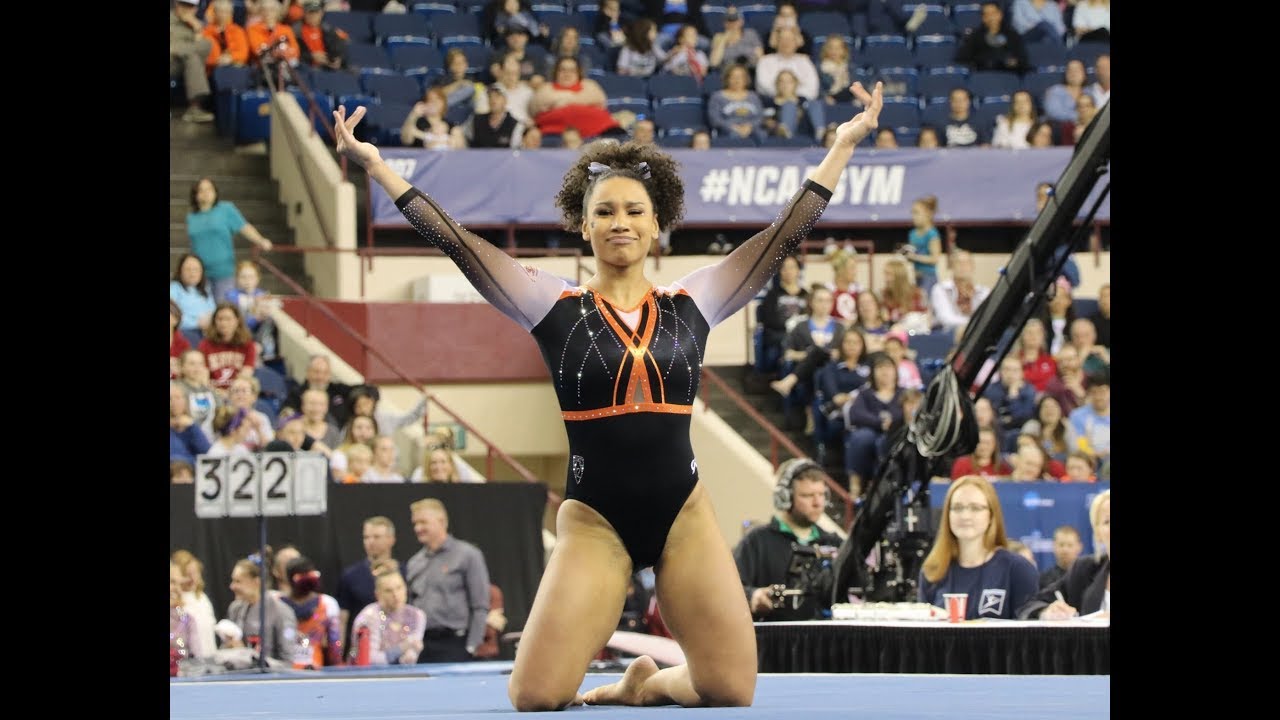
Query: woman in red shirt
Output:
[[950, 427, 1012, 480], [198, 302, 257, 394]]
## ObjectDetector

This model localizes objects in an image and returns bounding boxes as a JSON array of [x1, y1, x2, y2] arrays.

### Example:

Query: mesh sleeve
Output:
[[674, 179, 832, 327], [395, 188, 565, 331]]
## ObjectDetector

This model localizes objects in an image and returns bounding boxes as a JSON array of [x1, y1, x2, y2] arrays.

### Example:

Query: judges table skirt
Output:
[[755, 619, 1110, 674]]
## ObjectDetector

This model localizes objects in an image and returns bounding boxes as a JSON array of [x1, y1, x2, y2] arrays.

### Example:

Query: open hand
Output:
[[832, 81, 883, 149], [332, 105, 383, 169]]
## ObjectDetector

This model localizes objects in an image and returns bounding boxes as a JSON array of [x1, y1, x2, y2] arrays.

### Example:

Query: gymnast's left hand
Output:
[[332, 105, 383, 170]]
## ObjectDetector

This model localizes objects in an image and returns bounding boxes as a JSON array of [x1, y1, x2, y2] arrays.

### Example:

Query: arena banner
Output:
[[370, 147, 1110, 227]]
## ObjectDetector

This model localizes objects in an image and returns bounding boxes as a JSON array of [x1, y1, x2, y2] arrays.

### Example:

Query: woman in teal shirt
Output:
[[186, 177, 273, 300]]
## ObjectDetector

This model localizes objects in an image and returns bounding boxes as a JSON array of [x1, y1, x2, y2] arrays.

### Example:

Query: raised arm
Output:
[[332, 106, 564, 331], [676, 82, 883, 327]]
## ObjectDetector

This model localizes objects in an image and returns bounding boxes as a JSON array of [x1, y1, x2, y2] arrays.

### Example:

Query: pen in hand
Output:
[[1054, 590, 1078, 617]]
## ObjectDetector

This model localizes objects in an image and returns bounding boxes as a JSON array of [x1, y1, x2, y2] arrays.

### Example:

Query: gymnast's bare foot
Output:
[[563, 693, 585, 708], [582, 655, 659, 706]]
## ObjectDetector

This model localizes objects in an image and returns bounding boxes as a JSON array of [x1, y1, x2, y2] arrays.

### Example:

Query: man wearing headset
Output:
[[733, 459, 843, 621]]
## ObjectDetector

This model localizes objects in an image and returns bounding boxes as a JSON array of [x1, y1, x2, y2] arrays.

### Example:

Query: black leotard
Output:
[[395, 179, 832, 567]]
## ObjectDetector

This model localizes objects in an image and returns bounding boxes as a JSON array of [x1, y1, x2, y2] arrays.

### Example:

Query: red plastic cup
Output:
[[944, 593, 968, 623]]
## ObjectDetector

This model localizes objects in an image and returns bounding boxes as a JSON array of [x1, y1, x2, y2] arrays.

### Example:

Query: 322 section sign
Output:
[[195, 452, 329, 518]]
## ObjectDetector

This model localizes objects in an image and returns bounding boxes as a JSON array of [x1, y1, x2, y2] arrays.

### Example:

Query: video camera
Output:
[[765, 542, 839, 620]]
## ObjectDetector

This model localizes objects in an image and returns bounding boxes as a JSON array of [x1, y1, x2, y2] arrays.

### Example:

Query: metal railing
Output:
[[251, 250, 563, 509]]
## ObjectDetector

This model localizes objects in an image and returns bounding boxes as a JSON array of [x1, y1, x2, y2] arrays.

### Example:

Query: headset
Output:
[[772, 458, 829, 512]]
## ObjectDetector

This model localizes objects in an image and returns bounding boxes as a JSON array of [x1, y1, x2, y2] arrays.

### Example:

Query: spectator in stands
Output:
[[410, 447, 463, 482], [227, 376, 275, 450], [488, 27, 540, 84], [172, 254, 219, 336], [1011, 0, 1066, 45], [594, 0, 630, 51], [881, 258, 929, 325], [248, 0, 301, 79], [350, 570, 426, 664], [544, 25, 592, 78], [631, 117, 656, 145], [955, 1, 1028, 74], [223, 557, 297, 663], [1058, 93, 1097, 146], [690, 130, 711, 149], [338, 444, 374, 482], [1066, 368, 1109, 466], [402, 86, 467, 149], [1007, 436, 1055, 481], [206, 406, 255, 457], [171, 563, 202, 674], [942, 87, 988, 147], [300, 388, 344, 448], [919, 475, 1039, 619], [827, 248, 860, 324], [1016, 318, 1057, 392], [171, 381, 213, 464], [171, 300, 190, 379], [294, 0, 349, 70], [1043, 59, 1087, 122], [817, 35, 853, 104], [984, 356, 1038, 453], [1086, 54, 1110, 108], [521, 125, 543, 148], [930, 249, 990, 334], [991, 90, 1038, 149], [331, 413, 379, 476], [1089, 283, 1110, 348], [281, 354, 353, 425], [708, 6, 763, 72], [761, 70, 823, 140], [755, 255, 809, 377], [769, 284, 845, 410], [813, 328, 871, 462], [405, 498, 491, 662], [172, 550, 218, 659], [1042, 344, 1087, 415], [733, 459, 843, 621], [171, 0, 216, 122], [616, 18, 665, 77], [917, 125, 940, 148], [1034, 276, 1076, 354], [200, 303, 258, 392], [900, 195, 943, 297], [1007, 540, 1036, 566], [203, 0, 251, 74], [1020, 489, 1108, 619], [883, 330, 923, 391], [364, 436, 407, 482], [489, 0, 547, 45], [767, 1, 806, 52], [466, 83, 524, 148], [438, 48, 490, 119], [530, 57, 621, 139], [1068, 317, 1109, 377], [874, 128, 898, 148], [281, 555, 344, 667], [1040, 524, 1083, 588], [843, 353, 904, 496], [177, 349, 220, 439], [1061, 449, 1097, 483], [1072, 0, 1110, 44], [346, 385, 426, 436], [852, 289, 891, 350], [707, 64, 764, 141], [186, 178, 273, 301], [950, 427, 1012, 480], [171, 460, 195, 483], [756, 27, 820, 107], [225, 260, 280, 362], [1026, 120, 1055, 147], [1022, 394, 1070, 466], [337, 516, 402, 649], [490, 51, 536, 127], [661, 24, 709, 80]]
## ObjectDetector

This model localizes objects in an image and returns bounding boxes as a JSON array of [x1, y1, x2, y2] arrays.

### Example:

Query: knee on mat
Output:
[[508, 684, 573, 712], [693, 678, 755, 707]]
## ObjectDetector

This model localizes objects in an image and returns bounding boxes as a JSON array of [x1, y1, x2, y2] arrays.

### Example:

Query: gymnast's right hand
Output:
[[332, 105, 381, 169]]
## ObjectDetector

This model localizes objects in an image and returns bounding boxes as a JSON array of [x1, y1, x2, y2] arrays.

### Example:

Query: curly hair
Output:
[[555, 141, 685, 233]]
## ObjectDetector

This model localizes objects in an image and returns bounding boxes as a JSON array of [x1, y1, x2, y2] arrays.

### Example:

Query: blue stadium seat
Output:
[[458, 44, 491, 75], [921, 103, 952, 130], [1072, 298, 1099, 318], [575, 2, 601, 25], [289, 89, 334, 137], [875, 66, 919, 97], [384, 35, 434, 51], [324, 11, 375, 44], [456, 0, 490, 14], [919, 66, 968, 104], [310, 70, 362, 98], [968, 70, 1020, 102], [390, 44, 444, 72], [653, 104, 707, 132], [403, 66, 446, 90], [799, 11, 852, 39], [859, 35, 913, 69], [648, 73, 702, 103], [913, 34, 958, 67], [606, 96, 652, 115], [1026, 40, 1067, 71], [1068, 41, 1109, 70], [950, 3, 982, 33], [372, 12, 433, 42], [434, 14, 484, 48], [363, 103, 413, 146], [901, 4, 952, 35], [702, 70, 723, 94], [236, 90, 273, 144], [362, 74, 424, 105], [760, 134, 817, 147], [1020, 70, 1059, 102], [598, 73, 647, 98], [910, 329, 956, 362], [701, 5, 727, 34], [410, 2, 457, 19], [879, 97, 921, 132], [347, 43, 394, 72], [711, 134, 757, 148], [445, 103, 473, 126], [825, 101, 858, 126], [212, 66, 256, 137]]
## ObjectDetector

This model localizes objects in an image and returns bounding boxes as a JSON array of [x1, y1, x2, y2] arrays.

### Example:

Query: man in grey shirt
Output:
[[405, 498, 491, 663]]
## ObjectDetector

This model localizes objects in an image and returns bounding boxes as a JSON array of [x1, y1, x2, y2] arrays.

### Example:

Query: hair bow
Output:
[[635, 161, 652, 180], [587, 162, 611, 176]]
